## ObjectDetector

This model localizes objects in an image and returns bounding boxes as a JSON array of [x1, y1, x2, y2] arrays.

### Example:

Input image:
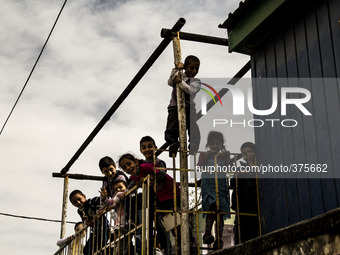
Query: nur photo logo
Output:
[[200, 82, 222, 115], [198, 78, 313, 128]]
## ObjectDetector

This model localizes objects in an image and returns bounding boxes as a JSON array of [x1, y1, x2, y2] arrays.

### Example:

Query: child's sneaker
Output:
[[155, 247, 164, 255], [213, 240, 224, 250], [203, 233, 214, 244]]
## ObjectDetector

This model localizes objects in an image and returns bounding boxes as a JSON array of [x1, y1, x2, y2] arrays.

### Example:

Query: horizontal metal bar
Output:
[[52, 172, 104, 181], [161, 29, 228, 46], [52, 172, 200, 187]]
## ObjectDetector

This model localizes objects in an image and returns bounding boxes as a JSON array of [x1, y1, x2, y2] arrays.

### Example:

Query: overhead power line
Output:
[[0, 0, 69, 137], [0, 212, 77, 224]]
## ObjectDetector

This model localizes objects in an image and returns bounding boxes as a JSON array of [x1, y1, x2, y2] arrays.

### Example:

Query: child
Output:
[[118, 153, 180, 255], [197, 131, 231, 250], [56, 222, 85, 254], [101, 180, 128, 229], [164, 55, 201, 156], [99, 156, 130, 203], [231, 142, 259, 244], [101, 179, 138, 230], [102, 179, 134, 255], [140, 136, 166, 170], [118, 153, 179, 198], [69, 190, 109, 255]]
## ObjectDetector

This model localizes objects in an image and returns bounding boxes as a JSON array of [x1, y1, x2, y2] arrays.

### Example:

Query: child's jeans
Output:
[[165, 106, 200, 149]]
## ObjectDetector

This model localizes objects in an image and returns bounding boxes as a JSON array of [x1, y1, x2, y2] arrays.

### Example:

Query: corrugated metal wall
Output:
[[250, 0, 340, 233]]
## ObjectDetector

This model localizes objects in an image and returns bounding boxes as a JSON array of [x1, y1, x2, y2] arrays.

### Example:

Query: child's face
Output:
[[101, 164, 116, 180], [120, 158, 138, 176], [184, 61, 200, 78], [75, 223, 84, 233], [209, 138, 223, 152], [70, 193, 86, 209], [140, 141, 156, 161], [113, 181, 127, 193], [75, 223, 86, 237], [241, 147, 256, 163]]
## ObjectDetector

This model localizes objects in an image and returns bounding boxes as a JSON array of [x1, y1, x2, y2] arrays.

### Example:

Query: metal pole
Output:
[[161, 29, 228, 46], [53, 172, 104, 181], [142, 179, 147, 255], [214, 155, 221, 249], [172, 154, 179, 255], [172, 33, 190, 255], [193, 154, 200, 255], [60, 175, 69, 240]]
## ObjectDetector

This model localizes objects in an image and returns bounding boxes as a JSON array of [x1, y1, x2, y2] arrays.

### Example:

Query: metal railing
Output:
[[53, 149, 261, 255]]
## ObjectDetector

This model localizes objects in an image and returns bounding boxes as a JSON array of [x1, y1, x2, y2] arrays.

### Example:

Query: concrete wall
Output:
[[210, 207, 340, 255]]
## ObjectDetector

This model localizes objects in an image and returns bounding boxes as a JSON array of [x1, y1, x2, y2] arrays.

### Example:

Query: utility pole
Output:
[[172, 33, 190, 255]]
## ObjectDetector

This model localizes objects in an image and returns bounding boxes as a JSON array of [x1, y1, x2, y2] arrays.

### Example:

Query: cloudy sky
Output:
[[0, 0, 251, 254]]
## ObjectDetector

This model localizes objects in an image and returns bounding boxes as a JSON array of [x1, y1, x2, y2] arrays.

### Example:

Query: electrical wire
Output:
[[0, 212, 77, 224], [0, 0, 68, 137]]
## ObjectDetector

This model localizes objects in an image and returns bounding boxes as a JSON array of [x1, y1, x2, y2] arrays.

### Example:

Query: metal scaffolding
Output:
[[52, 17, 257, 255]]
